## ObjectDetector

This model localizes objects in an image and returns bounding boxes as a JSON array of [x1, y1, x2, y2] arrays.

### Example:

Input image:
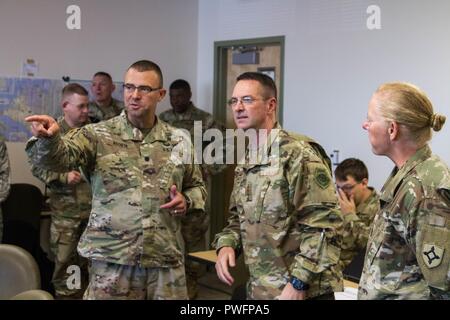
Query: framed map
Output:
[[0, 77, 64, 142]]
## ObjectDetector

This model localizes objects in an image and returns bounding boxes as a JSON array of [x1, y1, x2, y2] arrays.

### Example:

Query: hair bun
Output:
[[430, 113, 447, 131]]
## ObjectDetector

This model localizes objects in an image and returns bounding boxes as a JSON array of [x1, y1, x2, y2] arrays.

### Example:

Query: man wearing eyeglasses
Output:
[[159, 79, 226, 299], [334, 158, 380, 271], [25, 60, 206, 300], [88, 71, 124, 123], [213, 72, 343, 300]]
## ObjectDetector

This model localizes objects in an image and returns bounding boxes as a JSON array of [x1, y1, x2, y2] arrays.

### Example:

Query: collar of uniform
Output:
[[117, 111, 167, 143], [57, 116, 71, 134], [144, 116, 174, 144], [379, 145, 432, 204], [240, 122, 282, 170], [170, 102, 196, 119], [58, 116, 90, 134], [356, 187, 379, 213], [262, 122, 282, 161], [110, 98, 123, 113], [90, 100, 108, 115], [185, 102, 196, 114]]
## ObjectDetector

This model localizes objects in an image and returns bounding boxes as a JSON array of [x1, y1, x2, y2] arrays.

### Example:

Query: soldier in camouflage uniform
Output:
[[88, 71, 124, 123], [159, 79, 227, 176], [31, 83, 92, 299], [26, 60, 206, 300], [0, 136, 11, 243], [160, 79, 226, 299], [334, 158, 380, 270], [213, 72, 343, 300], [360, 82, 450, 299]]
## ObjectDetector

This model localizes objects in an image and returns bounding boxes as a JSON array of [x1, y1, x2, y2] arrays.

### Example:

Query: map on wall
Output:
[[0, 77, 124, 142], [0, 77, 64, 142]]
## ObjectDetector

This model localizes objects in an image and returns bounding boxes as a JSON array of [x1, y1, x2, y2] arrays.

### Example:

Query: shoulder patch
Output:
[[314, 167, 330, 189], [422, 244, 444, 268]]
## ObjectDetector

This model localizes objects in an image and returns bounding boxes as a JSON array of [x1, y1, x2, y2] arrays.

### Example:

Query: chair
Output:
[[1, 183, 42, 253], [0, 244, 52, 299], [10, 290, 54, 300], [1, 183, 55, 294]]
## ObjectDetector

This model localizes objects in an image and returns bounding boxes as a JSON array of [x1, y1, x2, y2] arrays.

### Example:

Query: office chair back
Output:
[[0, 244, 41, 299], [1, 183, 43, 254], [1, 183, 56, 295], [10, 289, 54, 300]]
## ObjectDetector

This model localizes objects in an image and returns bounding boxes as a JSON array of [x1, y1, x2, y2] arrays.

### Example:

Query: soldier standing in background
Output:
[[31, 83, 92, 299], [160, 79, 226, 299], [213, 72, 343, 300], [88, 71, 124, 123], [0, 136, 11, 243], [334, 158, 379, 270], [26, 60, 206, 300], [360, 82, 449, 299]]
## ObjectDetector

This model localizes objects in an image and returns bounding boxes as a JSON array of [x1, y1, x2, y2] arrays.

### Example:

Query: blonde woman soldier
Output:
[[359, 82, 449, 300]]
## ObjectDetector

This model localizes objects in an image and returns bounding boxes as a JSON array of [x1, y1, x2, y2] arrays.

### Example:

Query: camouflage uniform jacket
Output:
[[213, 124, 343, 299], [339, 188, 379, 269], [358, 145, 450, 300], [30, 117, 91, 219], [88, 98, 124, 123], [294, 133, 332, 172], [26, 111, 207, 267], [0, 137, 11, 241], [159, 102, 227, 175]]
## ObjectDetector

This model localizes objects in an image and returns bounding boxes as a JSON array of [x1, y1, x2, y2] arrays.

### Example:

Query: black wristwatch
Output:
[[290, 276, 310, 291]]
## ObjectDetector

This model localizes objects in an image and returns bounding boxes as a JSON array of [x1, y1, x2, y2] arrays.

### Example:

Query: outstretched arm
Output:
[[25, 115, 95, 174]]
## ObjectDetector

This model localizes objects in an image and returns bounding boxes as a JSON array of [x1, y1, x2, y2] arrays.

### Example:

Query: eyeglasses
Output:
[[123, 83, 161, 94], [336, 183, 358, 193], [227, 96, 267, 108]]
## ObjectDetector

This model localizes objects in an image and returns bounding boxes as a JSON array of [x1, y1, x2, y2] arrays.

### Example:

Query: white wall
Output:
[[197, 0, 450, 190], [2, 0, 449, 191], [0, 0, 199, 188]]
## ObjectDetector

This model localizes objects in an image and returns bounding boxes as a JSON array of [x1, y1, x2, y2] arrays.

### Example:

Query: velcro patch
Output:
[[428, 214, 446, 227], [314, 167, 330, 189], [422, 243, 444, 269]]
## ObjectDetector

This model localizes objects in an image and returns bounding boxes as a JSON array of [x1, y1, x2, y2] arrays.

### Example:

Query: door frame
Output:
[[209, 36, 285, 244], [213, 35, 285, 124]]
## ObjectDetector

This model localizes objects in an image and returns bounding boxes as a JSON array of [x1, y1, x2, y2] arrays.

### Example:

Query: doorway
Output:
[[210, 36, 285, 242]]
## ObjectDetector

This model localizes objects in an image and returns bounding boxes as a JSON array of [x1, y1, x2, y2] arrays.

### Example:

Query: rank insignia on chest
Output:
[[422, 244, 444, 268]]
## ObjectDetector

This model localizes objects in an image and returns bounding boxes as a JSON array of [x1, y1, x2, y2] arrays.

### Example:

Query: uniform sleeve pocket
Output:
[[297, 229, 341, 273], [295, 162, 337, 210], [417, 224, 450, 291]]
